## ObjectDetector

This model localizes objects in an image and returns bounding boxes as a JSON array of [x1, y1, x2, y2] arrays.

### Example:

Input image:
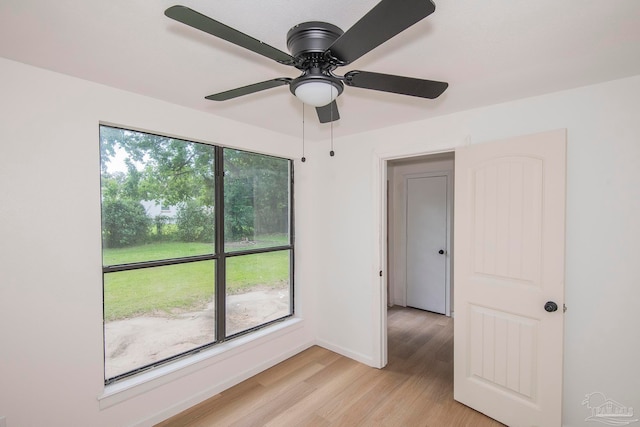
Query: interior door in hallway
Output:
[[454, 129, 566, 427], [406, 173, 448, 314]]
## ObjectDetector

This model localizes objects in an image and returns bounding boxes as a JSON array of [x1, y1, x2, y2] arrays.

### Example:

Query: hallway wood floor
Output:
[[156, 306, 504, 426]]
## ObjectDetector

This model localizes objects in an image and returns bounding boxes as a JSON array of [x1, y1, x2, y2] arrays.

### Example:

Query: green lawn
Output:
[[103, 241, 214, 265], [103, 241, 290, 321]]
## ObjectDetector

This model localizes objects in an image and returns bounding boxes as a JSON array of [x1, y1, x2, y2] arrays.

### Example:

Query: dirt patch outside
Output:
[[104, 286, 290, 379]]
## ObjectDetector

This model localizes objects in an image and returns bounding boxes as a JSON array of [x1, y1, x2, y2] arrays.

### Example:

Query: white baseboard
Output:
[[315, 338, 376, 368]]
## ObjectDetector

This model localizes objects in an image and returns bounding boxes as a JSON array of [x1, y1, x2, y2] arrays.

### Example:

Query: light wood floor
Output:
[[156, 306, 504, 426]]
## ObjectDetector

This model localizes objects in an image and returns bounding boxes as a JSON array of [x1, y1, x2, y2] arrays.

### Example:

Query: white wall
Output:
[[314, 75, 640, 426], [0, 57, 318, 427]]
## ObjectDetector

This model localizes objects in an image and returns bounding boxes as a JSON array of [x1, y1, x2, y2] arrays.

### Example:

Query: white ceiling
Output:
[[1, 0, 639, 140]]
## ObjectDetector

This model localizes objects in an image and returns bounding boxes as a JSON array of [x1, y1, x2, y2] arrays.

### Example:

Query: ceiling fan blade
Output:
[[165, 5, 297, 66], [345, 70, 448, 99], [205, 78, 291, 101], [316, 101, 340, 123], [326, 0, 435, 65]]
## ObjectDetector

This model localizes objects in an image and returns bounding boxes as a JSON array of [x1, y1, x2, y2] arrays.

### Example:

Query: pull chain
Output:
[[301, 103, 306, 162], [329, 85, 335, 157], [330, 110, 334, 157]]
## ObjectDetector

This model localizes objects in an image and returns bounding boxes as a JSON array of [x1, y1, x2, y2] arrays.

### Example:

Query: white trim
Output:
[[372, 139, 467, 369], [371, 154, 388, 369], [315, 338, 376, 368], [99, 318, 305, 410]]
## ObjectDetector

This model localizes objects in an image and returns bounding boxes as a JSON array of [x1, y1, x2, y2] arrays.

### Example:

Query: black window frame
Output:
[[100, 126, 294, 385]]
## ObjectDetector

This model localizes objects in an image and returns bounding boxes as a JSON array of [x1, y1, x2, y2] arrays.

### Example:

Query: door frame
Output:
[[372, 143, 461, 369], [403, 170, 453, 316]]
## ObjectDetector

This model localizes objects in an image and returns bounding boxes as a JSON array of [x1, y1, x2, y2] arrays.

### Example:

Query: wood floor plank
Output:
[[227, 381, 317, 427], [327, 369, 408, 426], [170, 360, 327, 427], [264, 362, 370, 426], [253, 346, 336, 387], [310, 365, 386, 422], [303, 356, 364, 388], [214, 362, 327, 426], [362, 373, 432, 426], [155, 307, 504, 427]]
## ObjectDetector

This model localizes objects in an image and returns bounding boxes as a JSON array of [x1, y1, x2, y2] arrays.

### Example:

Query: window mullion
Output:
[[215, 146, 226, 341]]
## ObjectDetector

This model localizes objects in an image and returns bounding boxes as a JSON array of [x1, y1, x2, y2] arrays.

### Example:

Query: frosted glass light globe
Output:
[[294, 81, 338, 107]]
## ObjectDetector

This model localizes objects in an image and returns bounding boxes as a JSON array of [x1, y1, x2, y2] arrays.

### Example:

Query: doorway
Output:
[[387, 152, 454, 315]]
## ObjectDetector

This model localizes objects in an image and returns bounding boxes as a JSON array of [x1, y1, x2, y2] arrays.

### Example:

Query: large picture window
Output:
[[99, 125, 293, 384]]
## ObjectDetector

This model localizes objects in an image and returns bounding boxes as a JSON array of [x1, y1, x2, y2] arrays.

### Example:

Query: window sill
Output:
[[98, 317, 304, 410]]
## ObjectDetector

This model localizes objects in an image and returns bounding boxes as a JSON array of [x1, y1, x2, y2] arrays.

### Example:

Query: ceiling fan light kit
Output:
[[165, 0, 448, 123], [293, 81, 340, 107]]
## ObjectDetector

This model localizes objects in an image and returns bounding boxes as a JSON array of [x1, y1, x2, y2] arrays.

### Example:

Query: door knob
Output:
[[544, 301, 558, 312], [438, 249, 445, 255]]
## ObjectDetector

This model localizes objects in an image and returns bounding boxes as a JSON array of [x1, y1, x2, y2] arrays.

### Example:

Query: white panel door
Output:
[[406, 175, 448, 314], [454, 130, 566, 427]]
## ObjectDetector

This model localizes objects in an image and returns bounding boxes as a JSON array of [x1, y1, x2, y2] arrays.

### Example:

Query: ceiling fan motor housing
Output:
[[286, 21, 344, 58]]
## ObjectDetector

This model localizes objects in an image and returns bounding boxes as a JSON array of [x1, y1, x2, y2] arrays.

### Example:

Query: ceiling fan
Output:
[[165, 0, 448, 123]]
